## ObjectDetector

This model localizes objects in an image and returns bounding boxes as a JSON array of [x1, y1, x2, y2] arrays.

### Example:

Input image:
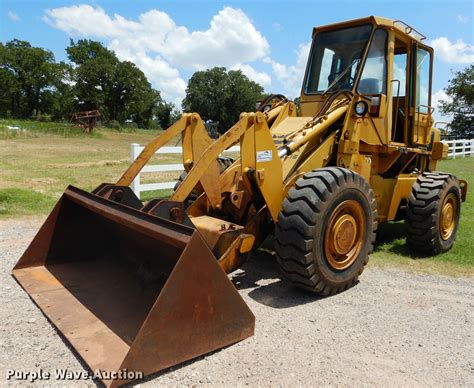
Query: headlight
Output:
[[354, 101, 368, 116]]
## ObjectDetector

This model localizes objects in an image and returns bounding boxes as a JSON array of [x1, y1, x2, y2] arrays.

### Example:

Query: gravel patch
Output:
[[1, 218, 473, 386]]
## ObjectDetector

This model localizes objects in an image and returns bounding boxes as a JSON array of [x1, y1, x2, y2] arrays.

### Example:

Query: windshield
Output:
[[304, 24, 373, 94]]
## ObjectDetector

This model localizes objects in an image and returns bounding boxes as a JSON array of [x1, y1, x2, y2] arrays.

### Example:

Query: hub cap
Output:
[[440, 193, 457, 241], [325, 200, 366, 270]]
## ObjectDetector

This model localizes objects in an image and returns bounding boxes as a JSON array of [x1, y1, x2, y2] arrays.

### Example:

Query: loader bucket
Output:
[[12, 186, 255, 387]]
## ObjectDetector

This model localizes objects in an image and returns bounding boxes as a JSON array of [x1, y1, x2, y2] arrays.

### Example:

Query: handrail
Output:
[[393, 20, 427, 41], [416, 104, 435, 114], [391, 79, 401, 141]]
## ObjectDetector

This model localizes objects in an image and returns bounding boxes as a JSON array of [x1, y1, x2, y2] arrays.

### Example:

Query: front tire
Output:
[[405, 172, 461, 254], [275, 168, 377, 295]]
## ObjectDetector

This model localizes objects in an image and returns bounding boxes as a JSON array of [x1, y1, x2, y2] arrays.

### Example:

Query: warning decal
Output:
[[256, 150, 273, 162]]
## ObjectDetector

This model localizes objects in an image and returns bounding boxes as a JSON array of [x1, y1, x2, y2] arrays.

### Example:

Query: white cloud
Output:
[[430, 37, 474, 64], [43, 5, 141, 37], [44, 4, 270, 103], [159, 7, 269, 70], [431, 89, 452, 123], [231, 64, 271, 87], [108, 39, 187, 105], [7, 11, 20, 22], [457, 14, 470, 24], [264, 41, 311, 97]]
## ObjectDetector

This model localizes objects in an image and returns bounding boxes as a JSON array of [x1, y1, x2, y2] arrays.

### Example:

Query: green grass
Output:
[[0, 118, 105, 138], [371, 157, 474, 276], [141, 189, 174, 202], [0, 188, 57, 216], [0, 125, 168, 197]]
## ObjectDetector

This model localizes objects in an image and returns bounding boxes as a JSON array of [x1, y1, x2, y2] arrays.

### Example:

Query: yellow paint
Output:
[[386, 174, 418, 220]]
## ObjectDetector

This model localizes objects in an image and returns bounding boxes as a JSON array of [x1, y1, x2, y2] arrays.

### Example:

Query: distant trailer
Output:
[[71, 110, 101, 133]]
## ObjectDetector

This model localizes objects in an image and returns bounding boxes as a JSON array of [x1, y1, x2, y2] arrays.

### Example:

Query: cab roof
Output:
[[312, 16, 427, 43]]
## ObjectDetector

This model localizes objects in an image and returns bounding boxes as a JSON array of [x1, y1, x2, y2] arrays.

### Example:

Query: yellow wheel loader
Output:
[[13, 16, 467, 386]]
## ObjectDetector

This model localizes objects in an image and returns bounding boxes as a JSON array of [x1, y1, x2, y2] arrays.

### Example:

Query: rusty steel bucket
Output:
[[12, 185, 254, 387]]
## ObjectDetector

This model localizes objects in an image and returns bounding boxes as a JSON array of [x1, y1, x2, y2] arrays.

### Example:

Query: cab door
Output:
[[410, 43, 434, 146]]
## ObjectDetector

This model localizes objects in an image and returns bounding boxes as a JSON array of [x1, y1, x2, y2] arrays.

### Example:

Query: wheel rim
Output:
[[440, 192, 457, 241], [325, 200, 366, 270]]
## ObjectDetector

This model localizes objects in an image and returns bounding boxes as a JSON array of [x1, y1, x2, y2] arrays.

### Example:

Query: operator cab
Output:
[[304, 24, 374, 95], [300, 16, 434, 148]]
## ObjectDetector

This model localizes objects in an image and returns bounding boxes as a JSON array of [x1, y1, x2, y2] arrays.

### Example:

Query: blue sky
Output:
[[1, 0, 473, 118]]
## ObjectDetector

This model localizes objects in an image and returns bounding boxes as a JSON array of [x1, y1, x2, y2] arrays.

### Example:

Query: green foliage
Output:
[[154, 100, 182, 129], [0, 38, 177, 130], [154, 100, 174, 129], [0, 39, 73, 120], [170, 109, 182, 124], [440, 65, 473, 138], [182, 67, 264, 133], [107, 120, 122, 130], [66, 39, 161, 128], [36, 113, 52, 122]]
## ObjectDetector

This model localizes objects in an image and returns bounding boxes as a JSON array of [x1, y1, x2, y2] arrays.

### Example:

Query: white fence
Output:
[[130, 139, 473, 199], [130, 143, 239, 199], [445, 139, 474, 159]]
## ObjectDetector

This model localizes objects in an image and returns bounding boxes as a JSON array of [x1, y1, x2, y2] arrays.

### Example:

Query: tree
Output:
[[440, 64, 473, 138], [66, 39, 160, 127], [0, 59, 18, 117], [154, 100, 183, 129], [0, 40, 66, 118], [182, 67, 264, 133], [109, 60, 159, 127], [39, 61, 75, 120], [66, 39, 117, 114], [0, 38, 176, 128]]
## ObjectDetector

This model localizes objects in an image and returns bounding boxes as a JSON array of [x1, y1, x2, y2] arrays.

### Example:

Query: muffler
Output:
[[12, 186, 254, 386]]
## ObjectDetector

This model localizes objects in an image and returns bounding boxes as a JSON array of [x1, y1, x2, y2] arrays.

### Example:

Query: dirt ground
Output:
[[1, 218, 473, 387]]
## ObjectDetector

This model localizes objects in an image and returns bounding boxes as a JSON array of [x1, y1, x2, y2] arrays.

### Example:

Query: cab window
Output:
[[317, 48, 336, 91], [304, 24, 372, 94], [358, 29, 388, 95], [416, 47, 431, 113]]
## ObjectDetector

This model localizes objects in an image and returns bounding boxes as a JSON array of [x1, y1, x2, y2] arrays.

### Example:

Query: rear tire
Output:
[[405, 172, 461, 254], [275, 168, 377, 295]]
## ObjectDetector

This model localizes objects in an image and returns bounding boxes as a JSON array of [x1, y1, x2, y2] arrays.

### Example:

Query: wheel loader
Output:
[[12, 16, 467, 386]]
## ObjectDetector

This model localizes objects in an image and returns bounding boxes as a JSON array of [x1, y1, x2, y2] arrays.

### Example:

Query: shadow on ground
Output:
[[236, 221, 425, 310], [231, 245, 325, 309], [374, 221, 425, 258], [126, 345, 231, 387]]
